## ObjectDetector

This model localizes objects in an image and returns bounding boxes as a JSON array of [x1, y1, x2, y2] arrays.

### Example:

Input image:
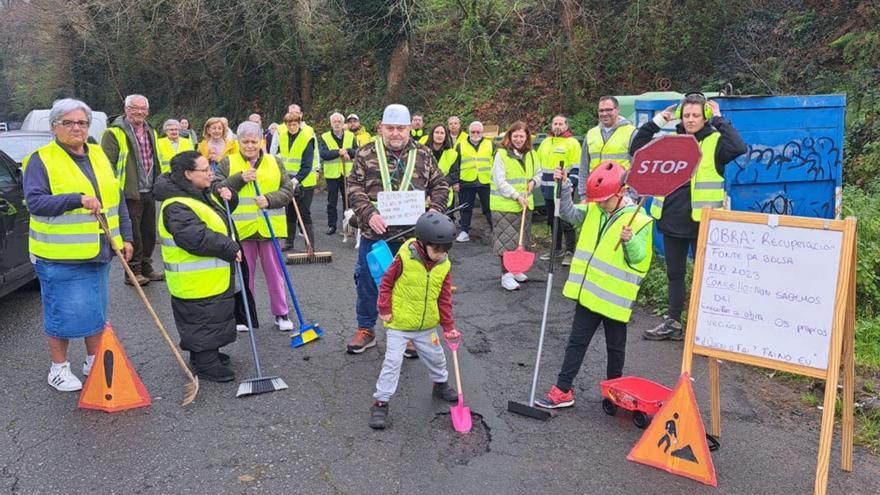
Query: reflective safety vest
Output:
[[27, 141, 122, 260], [386, 239, 451, 331], [156, 137, 194, 174], [277, 126, 317, 187], [320, 130, 355, 179], [104, 126, 159, 185], [458, 138, 493, 184], [537, 135, 581, 191], [436, 148, 458, 208], [158, 196, 231, 299], [411, 128, 428, 144], [490, 149, 537, 213], [353, 128, 372, 147], [563, 204, 653, 323], [228, 153, 287, 239], [373, 139, 421, 212], [585, 124, 635, 171], [649, 131, 723, 222]]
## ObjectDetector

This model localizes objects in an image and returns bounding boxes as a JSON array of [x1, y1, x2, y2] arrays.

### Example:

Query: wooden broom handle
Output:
[[517, 205, 528, 247]]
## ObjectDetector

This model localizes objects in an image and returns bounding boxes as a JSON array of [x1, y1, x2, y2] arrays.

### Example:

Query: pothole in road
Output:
[[430, 412, 491, 467], [465, 330, 491, 354]]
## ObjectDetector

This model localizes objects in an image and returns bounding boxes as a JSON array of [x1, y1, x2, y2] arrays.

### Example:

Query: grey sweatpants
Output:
[[373, 328, 449, 402]]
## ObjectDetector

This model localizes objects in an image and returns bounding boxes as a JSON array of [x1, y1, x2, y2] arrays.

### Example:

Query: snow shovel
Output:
[[502, 205, 535, 274], [446, 335, 472, 433]]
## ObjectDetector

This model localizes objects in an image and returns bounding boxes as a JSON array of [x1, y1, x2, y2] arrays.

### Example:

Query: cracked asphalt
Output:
[[1, 193, 878, 494]]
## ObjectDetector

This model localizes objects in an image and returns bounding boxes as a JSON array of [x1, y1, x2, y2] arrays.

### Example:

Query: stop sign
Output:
[[626, 134, 702, 196]]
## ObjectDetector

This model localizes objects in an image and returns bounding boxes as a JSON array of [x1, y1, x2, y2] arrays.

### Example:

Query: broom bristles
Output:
[[182, 376, 199, 406], [286, 251, 333, 264], [236, 376, 288, 397]]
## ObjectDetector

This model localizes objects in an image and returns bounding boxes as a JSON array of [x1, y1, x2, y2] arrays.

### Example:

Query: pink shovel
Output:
[[446, 336, 472, 433]]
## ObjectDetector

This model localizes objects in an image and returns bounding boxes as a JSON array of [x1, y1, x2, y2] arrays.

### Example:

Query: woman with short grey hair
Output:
[[157, 119, 194, 174], [23, 98, 134, 392]]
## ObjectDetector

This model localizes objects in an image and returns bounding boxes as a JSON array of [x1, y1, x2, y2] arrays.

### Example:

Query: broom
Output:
[[95, 213, 199, 406], [286, 195, 332, 264], [220, 199, 288, 397]]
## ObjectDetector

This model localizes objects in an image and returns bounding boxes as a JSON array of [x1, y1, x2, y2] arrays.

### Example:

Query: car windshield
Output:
[[0, 135, 53, 164]]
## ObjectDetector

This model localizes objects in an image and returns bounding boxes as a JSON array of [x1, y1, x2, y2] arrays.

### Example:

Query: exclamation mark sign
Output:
[[103, 350, 114, 401]]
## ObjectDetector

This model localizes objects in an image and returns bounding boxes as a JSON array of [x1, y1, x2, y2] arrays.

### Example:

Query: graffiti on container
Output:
[[734, 183, 834, 218], [731, 137, 840, 184]]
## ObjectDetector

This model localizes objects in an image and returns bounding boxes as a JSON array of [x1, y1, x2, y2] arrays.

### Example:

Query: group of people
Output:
[[25, 91, 745, 429]]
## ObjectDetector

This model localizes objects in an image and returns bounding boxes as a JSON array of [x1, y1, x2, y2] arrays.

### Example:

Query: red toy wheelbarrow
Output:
[[600, 376, 671, 429]]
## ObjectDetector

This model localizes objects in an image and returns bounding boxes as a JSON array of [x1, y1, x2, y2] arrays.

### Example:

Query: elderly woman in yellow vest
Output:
[[491, 121, 542, 291], [631, 92, 746, 341], [23, 98, 134, 392], [157, 119, 195, 174], [214, 121, 296, 331], [534, 162, 653, 410], [276, 112, 317, 251], [198, 117, 238, 165], [153, 150, 242, 382]]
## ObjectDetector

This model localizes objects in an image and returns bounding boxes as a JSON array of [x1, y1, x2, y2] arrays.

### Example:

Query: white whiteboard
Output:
[[693, 219, 843, 370]]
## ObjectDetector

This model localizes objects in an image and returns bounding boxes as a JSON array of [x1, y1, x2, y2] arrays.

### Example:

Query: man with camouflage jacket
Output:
[[346, 104, 450, 356]]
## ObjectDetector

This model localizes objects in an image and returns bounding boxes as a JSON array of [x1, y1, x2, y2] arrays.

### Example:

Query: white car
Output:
[[21, 109, 108, 143]]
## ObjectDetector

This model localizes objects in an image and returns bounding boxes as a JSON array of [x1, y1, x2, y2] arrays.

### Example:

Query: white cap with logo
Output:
[[346, 113, 359, 122], [381, 104, 410, 126]]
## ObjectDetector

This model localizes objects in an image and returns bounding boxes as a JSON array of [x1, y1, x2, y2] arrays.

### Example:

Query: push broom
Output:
[[286, 195, 332, 264], [251, 180, 324, 348], [508, 168, 565, 420], [220, 199, 288, 397], [95, 213, 199, 406]]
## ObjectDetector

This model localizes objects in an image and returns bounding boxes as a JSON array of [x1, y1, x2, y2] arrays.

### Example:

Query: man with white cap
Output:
[[346, 113, 372, 147], [346, 104, 449, 356]]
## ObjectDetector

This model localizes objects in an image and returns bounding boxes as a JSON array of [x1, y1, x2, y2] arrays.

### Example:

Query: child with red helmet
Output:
[[535, 161, 654, 409]]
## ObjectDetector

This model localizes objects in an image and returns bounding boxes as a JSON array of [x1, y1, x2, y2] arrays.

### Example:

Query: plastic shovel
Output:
[[447, 336, 472, 433], [502, 206, 535, 274]]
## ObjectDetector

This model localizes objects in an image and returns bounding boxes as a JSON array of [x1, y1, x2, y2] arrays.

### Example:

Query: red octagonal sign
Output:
[[627, 134, 702, 197]]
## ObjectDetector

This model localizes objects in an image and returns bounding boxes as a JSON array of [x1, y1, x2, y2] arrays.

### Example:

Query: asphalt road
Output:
[[1, 192, 878, 494]]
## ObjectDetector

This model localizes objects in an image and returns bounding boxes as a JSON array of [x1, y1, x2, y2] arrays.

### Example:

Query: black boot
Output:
[[432, 381, 458, 402], [191, 351, 235, 382]]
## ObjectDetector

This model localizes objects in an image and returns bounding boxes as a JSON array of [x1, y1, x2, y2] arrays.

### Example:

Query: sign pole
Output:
[[840, 229, 857, 472]]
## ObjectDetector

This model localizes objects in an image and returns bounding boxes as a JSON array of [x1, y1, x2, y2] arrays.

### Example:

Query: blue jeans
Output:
[[354, 237, 402, 330], [35, 260, 110, 338]]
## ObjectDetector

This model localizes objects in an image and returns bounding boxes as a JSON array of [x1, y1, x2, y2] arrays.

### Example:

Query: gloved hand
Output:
[[293, 183, 303, 198]]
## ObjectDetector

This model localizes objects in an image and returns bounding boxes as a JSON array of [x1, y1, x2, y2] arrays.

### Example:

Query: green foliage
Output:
[[855, 316, 880, 372], [841, 185, 880, 318], [636, 254, 692, 324]]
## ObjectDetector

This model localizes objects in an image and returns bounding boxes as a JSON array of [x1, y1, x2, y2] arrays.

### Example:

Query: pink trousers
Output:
[[242, 240, 289, 317]]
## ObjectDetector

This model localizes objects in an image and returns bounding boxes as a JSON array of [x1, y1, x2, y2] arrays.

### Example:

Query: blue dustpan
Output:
[[366, 240, 395, 288]]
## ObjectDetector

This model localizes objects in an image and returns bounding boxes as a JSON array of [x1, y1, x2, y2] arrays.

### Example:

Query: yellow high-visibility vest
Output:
[[649, 132, 723, 222], [228, 153, 288, 239], [320, 130, 356, 179], [490, 148, 537, 213], [277, 126, 317, 187], [156, 137, 194, 174], [585, 124, 635, 171], [458, 138, 493, 184]]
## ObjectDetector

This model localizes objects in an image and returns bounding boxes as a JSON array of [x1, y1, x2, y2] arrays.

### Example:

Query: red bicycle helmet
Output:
[[586, 161, 627, 202]]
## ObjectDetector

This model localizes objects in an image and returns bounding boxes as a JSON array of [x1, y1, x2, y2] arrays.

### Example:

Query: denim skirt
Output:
[[35, 260, 110, 339]]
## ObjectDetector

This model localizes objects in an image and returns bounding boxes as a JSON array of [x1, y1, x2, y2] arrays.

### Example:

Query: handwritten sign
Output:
[[692, 219, 842, 370], [377, 190, 426, 226]]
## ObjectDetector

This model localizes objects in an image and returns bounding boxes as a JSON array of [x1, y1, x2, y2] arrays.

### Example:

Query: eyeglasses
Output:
[[191, 167, 212, 174], [127, 105, 149, 113], [55, 120, 90, 129]]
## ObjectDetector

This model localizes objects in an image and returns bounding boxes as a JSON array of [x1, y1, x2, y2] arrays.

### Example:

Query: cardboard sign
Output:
[[628, 372, 717, 487], [79, 324, 151, 413], [627, 134, 702, 196], [377, 190, 425, 226]]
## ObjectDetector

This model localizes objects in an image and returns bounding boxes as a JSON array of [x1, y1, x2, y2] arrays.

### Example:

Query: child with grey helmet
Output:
[[369, 211, 462, 429]]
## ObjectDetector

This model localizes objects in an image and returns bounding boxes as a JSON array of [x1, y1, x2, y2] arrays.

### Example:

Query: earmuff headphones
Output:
[[674, 91, 713, 120]]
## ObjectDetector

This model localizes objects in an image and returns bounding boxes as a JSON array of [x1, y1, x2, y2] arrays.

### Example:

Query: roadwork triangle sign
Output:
[[627, 372, 717, 486], [78, 324, 151, 413]]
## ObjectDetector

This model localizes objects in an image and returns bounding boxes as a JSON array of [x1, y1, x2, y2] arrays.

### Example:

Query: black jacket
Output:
[[630, 117, 747, 238], [153, 173, 241, 352]]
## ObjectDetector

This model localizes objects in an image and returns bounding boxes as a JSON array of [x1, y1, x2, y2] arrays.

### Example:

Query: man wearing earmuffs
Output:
[[630, 92, 747, 341]]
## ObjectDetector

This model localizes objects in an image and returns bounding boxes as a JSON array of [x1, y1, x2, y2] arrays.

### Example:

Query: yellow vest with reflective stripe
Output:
[[585, 124, 635, 171], [386, 239, 451, 331], [104, 127, 130, 181], [156, 137, 194, 174], [458, 138, 493, 184], [27, 141, 123, 260], [353, 128, 372, 147], [437, 149, 458, 208], [490, 149, 536, 213], [228, 153, 288, 239], [158, 196, 231, 299], [320, 130, 355, 179], [649, 131, 723, 222], [563, 204, 653, 322], [537, 135, 581, 189], [277, 127, 317, 187]]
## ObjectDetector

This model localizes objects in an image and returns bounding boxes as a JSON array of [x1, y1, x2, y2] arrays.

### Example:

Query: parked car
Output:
[[0, 148, 35, 298], [22, 109, 107, 143], [0, 131, 54, 165]]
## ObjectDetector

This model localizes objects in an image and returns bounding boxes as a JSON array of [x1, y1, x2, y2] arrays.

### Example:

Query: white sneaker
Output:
[[455, 231, 470, 243], [48, 362, 83, 392], [513, 273, 529, 283], [82, 355, 94, 377], [501, 272, 520, 291], [236, 324, 249, 332], [275, 315, 294, 332]]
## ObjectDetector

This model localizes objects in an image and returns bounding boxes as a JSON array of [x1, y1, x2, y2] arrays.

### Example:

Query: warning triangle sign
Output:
[[627, 372, 717, 486], [78, 324, 151, 413]]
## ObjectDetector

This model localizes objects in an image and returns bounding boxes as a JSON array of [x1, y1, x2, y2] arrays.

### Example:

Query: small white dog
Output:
[[342, 208, 359, 248]]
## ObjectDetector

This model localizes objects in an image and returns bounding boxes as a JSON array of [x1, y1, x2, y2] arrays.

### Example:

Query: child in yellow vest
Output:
[[536, 161, 653, 409], [369, 211, 461, 429]]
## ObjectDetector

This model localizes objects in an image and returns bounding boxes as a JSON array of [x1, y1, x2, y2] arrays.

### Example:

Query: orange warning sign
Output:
[[78, 324, 151, 413], [627, 372, 717, 486]]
